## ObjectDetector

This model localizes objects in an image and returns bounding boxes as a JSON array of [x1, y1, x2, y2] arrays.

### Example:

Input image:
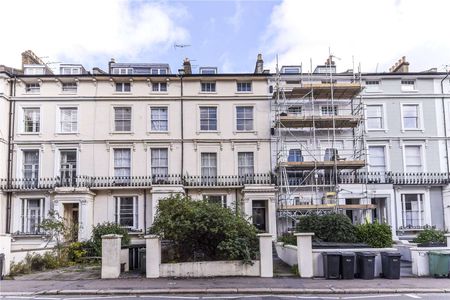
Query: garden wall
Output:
[[160, 260, 261, 277]]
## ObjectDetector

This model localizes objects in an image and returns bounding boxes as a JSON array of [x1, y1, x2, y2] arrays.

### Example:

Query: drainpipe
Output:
[[143, 189, 147, 234], [6, 75, 17, 233], [180, 74, 184, 176], [441, 72, 450, 176]]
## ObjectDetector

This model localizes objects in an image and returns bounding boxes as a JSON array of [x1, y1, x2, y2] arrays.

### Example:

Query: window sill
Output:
[[367, 128, 387, 132], [150, 92, 169, 95], [233, 130, 257, 135], [113, 92, 132, 95], [401, 89, 419, 93], [401, 128, 424, 133], [56, 132, 79, 135], [110, 131, 134, 135], [364, 89, 383, 94], [147, 131, 170, 134], [199, 91, 217, 94], [235, 91, 253, 94], [18, 132, 41, 136], [196, 130, 220, 135], [59, 92, 77, 95]]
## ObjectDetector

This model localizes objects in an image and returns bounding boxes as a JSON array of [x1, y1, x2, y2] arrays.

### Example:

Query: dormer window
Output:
[[25, 83, 40, 94], [281, 66, 301, 74], [200, 67, 217, 74], [151, 68, 168, 75], [112, 68, 133, 75], [116, 82, 131, 92], [61, 67, 81, 75], [24, 67, 45, 75]]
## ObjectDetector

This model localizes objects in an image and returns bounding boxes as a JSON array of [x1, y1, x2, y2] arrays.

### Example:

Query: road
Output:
[[2, 294, 450, 300]]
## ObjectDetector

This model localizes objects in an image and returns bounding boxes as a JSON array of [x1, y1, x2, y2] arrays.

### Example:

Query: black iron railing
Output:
[[0, 173, 275, 190]]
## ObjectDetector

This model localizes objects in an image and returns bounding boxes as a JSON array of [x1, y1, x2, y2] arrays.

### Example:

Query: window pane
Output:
[[114, 107, 132, 131], [238, 152, 254, 176], [114, 149, 131, 177], [200, 107, 217, 130], [151, 148, 168, 178], [151, 107, 168, 131]]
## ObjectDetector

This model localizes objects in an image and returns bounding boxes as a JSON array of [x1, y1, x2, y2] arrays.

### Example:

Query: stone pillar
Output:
[[0, 234, 12, 276], [145, 235, 161, 278], [258, 233, 273, 277], [442, 186, 450, 232], [101, 234, 122, 279], [445, 233, 450, 247], [295, 232, 314, 278]]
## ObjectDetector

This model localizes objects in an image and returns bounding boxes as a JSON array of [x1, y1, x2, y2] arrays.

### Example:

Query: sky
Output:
[[1, 0, 449, 74]]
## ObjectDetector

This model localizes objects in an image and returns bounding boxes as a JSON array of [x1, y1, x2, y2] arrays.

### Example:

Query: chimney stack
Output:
[[183, 58, 192, 75], [108, 58, 116, 73], [254, 53, 264, 74], [389, 56, 409, 73]]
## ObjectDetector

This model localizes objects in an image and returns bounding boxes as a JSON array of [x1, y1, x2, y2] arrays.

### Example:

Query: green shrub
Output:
[[356, 221, 392, 248], [413, 228, 446, 245], [68, 242, 89, 262], [42, 251, 61, 269], [91, 222, 130, 256], [279, 233, 297, 245], [9, 251, 66, 276], [296, 213, 358, 243], [149, 194, 259, 263]]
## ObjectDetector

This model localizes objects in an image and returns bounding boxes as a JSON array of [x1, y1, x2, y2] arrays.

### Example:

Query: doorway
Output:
[[252, 200, 267, 232], [63, 203, 79, 242]]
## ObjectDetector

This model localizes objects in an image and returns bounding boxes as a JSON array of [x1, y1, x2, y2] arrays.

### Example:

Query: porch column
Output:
[[145, 235, 161, 278], [258, 233, 273, 277], [295, 232, 314, 278], [101, 234, 122, 279], [445, 233, 450, 247], [443, 186, 450, 232]]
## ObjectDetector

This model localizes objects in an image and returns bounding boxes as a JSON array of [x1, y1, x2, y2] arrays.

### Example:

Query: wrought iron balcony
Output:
[[0, 173, 275, 191]]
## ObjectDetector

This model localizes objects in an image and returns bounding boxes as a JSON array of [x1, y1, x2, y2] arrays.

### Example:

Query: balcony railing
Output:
[[282, 171, 449, 186], [0, 173, 275, 191]]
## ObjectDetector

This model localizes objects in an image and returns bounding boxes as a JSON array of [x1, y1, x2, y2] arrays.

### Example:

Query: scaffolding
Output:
[[273, 57, 370, 234]]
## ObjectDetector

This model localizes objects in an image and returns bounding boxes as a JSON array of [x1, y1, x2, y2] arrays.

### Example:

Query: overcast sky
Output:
[[1, 0, 449, 73]]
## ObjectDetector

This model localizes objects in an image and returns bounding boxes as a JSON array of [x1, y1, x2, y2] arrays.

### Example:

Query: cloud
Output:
[[0, 0, 189, 70], [226, 0, 244, 32], [261, 0, 450, 73]]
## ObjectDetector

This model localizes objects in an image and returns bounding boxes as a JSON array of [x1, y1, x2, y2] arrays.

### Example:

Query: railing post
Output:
[[295, 232, 314, 278], [257, 233, 273, 277], [101, 234, 122, 279], [145, 235, 161, 278]]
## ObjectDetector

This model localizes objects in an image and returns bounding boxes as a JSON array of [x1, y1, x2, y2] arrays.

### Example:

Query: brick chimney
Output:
[[254, 53, 264, 74], [389, 56, 409, 73], [21, 50, 53, 74], [183, 58, 192, 75]]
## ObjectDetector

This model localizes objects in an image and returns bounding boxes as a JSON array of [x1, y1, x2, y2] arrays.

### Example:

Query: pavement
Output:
[[1, 276, 450, 296]]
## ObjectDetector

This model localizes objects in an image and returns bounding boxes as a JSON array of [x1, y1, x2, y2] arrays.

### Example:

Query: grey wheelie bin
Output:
[[381, 252, 401, 279], [340, 252, 355, 279], [322, 252, 341, 279], [356, 252, 376, 279]]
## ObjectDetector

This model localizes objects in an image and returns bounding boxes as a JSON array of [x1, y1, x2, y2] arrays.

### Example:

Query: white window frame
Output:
[[200, 82, 216, 93], [401, 79, 417, 92], [235, 106, 254, 132], [366, 104, 386, 131], [402, 144, 426, 173], [112, 68, 134, 75], [25, 83, 40, 94], [364, 80, 382, 93], [150, 68, 168, 75], [401, 193, 424, 228], [61, 82, 78, 93], [367, 145, 388, 173], [200, 152, 218, 177], [238, 152, 254, 176], [21, 107, 41, 134], [150, 148, 169, 178], [57, 106, 79, 134], [198, 106, 219, 132], [16, 147, 42, 180], [400, 103, 423, 132], [149, 106, 169, 132], [54, 146, 80, 178], [113, 148, 132, 178], [115, 196, 138, 230], [320, 105, 338, 116], [236, 82, 252, 93], [112, 106, 133, 133], [203, 194, 227, 208], [21, 198, 45, 234], [151, 82, 168, 92], [115, 82, 131, 93]]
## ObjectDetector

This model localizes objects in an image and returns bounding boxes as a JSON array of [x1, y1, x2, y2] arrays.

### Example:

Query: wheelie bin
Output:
[[340, 252, 355, 279], [356, 252, 376, 279], [428, 251, 450, 278], [322, 252, 341, 279], [380, 252, 402, 279]]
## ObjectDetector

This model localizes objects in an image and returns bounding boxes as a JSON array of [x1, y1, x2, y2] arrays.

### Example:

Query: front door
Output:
[[252, 200, 267, 232], [63, 203, 79, 241]]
